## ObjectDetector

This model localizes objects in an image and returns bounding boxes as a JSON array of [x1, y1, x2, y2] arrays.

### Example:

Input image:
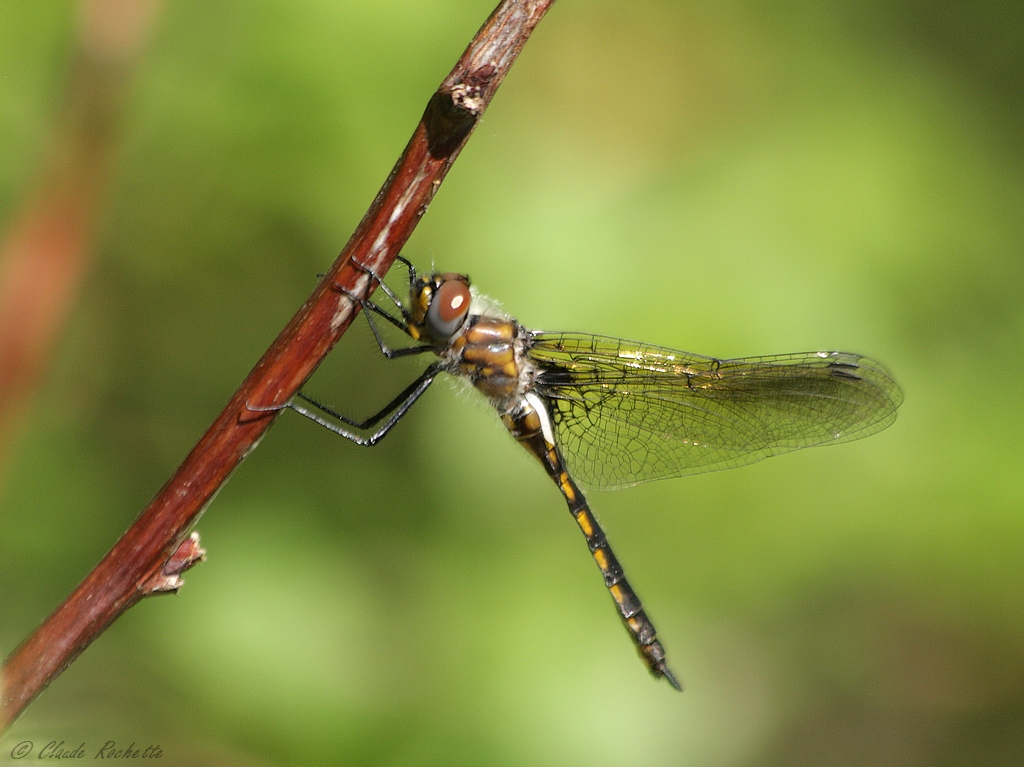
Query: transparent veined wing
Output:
[[527, 333, 903, 490]]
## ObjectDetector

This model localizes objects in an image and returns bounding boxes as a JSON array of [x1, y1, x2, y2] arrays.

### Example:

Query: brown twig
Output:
[[1, 0, 556, 731]]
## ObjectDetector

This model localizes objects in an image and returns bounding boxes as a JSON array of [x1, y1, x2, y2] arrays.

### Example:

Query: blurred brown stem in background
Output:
[[0, 0, 556, 733], [0, 0, 161, 486]]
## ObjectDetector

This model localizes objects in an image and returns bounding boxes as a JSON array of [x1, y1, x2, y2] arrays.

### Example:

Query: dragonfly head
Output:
[[408, 271, 472, 344]]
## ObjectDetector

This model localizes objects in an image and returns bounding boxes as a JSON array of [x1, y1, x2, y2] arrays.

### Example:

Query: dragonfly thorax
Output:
[[443, 315, 535, 406]]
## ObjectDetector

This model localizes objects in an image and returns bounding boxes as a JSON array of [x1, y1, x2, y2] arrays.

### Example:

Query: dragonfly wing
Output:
[[528, 333, 903, 490]]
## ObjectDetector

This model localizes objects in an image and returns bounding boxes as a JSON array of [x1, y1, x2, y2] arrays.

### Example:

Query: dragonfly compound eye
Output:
[[425, 277, 471, 342]]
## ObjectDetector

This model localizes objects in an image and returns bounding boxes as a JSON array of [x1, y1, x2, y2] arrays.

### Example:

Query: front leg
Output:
[[334, 270, 432, 360]]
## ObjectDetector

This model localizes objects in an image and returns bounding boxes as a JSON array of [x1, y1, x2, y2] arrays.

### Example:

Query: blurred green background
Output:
[[1, 1, 1022, 765]]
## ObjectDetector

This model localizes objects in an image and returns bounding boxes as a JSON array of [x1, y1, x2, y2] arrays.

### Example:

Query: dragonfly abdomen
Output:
[[502, 394, 681, 690]]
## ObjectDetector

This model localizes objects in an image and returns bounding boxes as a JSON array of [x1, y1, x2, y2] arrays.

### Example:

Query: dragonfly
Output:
[[283, 256, 903, 690]]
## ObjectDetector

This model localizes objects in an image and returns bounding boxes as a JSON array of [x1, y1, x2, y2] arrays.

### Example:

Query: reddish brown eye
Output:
[[425, 278, 471, 341], [437, 280, 470, 320]]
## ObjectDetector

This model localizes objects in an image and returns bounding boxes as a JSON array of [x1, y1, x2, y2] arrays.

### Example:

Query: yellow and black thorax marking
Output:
[[449, 316, 523, 401]]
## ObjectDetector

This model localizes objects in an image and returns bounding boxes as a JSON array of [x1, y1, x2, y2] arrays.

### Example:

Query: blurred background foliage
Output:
[[1, 0, 1022, 765]]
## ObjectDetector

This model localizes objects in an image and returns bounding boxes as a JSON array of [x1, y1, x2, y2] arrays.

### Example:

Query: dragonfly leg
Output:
[[362, 304, 434, 360], [342, 254, 414, 320], [503, 397, 681, 690], [333, 266, 432, 360], [274, 258, 431, 435], [290, 363, 440, 445]]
